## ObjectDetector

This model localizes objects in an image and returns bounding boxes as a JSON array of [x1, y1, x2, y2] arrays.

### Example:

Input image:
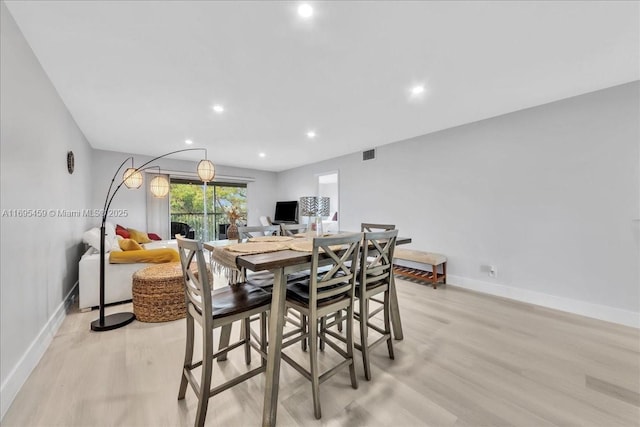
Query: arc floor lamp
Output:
[[91, 148, 215, 332]]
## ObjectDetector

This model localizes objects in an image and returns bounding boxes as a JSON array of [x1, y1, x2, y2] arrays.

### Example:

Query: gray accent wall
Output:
[[277, 82, 640, 318], [1, 2, 94, 416]]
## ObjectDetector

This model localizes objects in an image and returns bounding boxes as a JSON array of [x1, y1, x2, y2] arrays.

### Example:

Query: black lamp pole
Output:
[[91, 149, 213, 332]]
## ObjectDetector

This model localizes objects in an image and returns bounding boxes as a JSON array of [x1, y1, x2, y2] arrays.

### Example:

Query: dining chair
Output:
[[279, 223, 313, 334], [176, 235, 271, 427], [280, 223, 309, 236], [237, 224, 280, 240], [231, 225, 280, 288], [358, 223, 396, 268], [328, 223, 396, 335], [230, 224, 306, 346], [361, 222, 396, 232], [355, 229, 398, 380], [281, 233, 362, 419], [259, 215, 273, 226]]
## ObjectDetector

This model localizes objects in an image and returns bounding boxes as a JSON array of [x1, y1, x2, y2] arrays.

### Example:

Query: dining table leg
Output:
[[389, 271, 404, 340], [262, 267, 287, 426]]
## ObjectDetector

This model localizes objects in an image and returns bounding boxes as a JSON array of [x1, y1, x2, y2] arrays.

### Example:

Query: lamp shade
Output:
[[317, 197, 330, 216], [300, 196, 330, 216], [123, 168, 143, 189], [299, 196, 318, 216], [197, 160, 215, 182], [149, 176, 169, 198]]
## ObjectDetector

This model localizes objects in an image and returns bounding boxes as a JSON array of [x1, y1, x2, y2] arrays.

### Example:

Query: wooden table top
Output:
[[235, 235, 412, 272]]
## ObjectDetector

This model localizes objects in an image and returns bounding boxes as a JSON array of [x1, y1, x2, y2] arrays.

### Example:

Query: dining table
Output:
[[206, 232, 411, 426]]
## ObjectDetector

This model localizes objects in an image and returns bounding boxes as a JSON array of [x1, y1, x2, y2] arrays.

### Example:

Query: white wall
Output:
[[90, 149, 279, 234], [277, 82, 640, 326], [0, 2, 94, 417]]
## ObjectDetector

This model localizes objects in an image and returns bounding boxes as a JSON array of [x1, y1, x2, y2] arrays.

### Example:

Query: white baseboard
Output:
[[447, 275, 640, 329], [0, 282, 78, 420]]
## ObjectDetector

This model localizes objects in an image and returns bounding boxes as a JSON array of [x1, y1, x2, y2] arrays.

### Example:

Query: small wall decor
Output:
[[67, 150, 75, 174]]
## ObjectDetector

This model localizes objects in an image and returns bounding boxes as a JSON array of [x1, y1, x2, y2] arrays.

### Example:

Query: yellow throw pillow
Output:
[[119, 238, 144, 251], [127, 228, 152, 244]]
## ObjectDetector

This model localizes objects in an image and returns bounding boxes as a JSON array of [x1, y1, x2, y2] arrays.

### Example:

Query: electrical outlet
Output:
[[489, 265, 497, 278]]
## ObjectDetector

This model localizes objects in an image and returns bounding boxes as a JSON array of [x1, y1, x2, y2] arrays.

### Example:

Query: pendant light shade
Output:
[[197, 159, 215, 182], [123, 168, 143, 189], [149, 176, 170, 198]]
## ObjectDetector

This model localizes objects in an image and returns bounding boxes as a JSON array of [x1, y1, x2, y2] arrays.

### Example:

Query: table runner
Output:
[[210, 241, 292, 284], [210, 238, 352, 284], [210, 245, 245, 284], [287, 240, 345, 253], [248, 235, 294, 243]]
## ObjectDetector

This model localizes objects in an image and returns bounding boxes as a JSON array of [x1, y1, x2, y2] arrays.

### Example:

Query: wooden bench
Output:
[[393, 248, 447, 289]]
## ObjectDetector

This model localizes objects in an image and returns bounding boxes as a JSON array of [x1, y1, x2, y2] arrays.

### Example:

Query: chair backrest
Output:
[[308, 233, 362, 306], [360, 223, 396, 232], [280, 223, 308, 236], [176, 235, 212, 326], [360, 229, 398, 292], [259, 216, 273, 226], [237, 225, 281, 240]]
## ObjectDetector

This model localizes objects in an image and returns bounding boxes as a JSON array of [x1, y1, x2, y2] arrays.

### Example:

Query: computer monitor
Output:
[[273, 201, 298, 223]]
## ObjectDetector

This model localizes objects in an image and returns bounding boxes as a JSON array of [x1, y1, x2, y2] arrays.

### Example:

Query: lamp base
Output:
[[90, 312, 136, 332], [315, 216, 324, 236]]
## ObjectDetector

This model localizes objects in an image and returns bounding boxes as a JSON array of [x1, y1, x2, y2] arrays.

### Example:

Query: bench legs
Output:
[[393, 262, 446, 289]]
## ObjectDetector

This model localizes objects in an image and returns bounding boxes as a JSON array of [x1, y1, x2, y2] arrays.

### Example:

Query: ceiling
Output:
[[5, 1, 639, 172]]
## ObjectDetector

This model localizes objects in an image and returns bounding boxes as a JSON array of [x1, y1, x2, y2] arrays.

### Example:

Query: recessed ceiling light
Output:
[[185, 139, 193, 145], [411, 85, 425, 96], [306, 131, 316, 139], [259, 152, 266, 158], [212, 104, 225, 113], [298, 4, 313, 19]]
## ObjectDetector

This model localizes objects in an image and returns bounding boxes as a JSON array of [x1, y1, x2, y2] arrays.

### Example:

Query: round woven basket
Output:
[[132, 262, 188, 323]]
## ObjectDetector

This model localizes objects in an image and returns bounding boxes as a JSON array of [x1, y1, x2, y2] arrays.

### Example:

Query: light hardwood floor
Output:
[[3, 278, 639, 426]]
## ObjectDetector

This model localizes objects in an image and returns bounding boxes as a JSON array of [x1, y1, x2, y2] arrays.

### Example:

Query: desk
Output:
[[221, 235, 411, 426]]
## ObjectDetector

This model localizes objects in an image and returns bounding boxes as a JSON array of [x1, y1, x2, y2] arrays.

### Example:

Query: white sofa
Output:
[[78, 239, 177, 310]]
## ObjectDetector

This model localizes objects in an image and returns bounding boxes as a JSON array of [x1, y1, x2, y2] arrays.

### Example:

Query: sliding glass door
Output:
[[170, 179, 247, 240]]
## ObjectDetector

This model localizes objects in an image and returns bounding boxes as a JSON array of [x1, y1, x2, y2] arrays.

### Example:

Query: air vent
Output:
[[362, 148, 376, 161]]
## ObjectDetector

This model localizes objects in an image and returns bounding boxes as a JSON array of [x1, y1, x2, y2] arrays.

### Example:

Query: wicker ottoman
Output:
[[132, 262, 187, 322]]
